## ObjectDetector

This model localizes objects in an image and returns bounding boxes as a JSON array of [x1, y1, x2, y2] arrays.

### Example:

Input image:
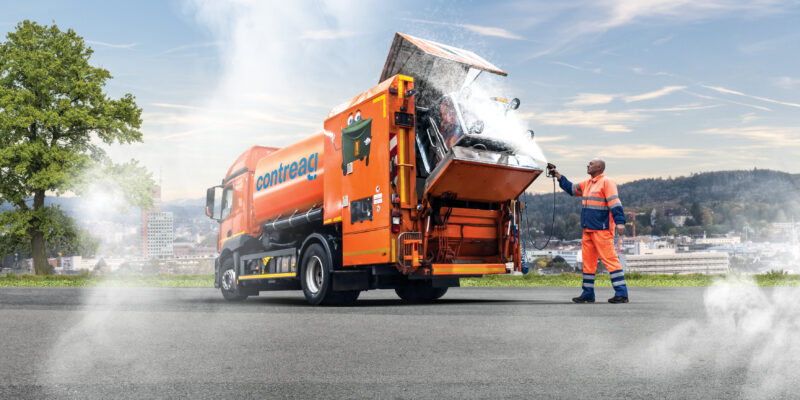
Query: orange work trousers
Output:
[[581, 229, 623, 274]]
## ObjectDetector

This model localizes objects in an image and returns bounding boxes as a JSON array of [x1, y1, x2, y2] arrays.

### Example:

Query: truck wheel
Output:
[[300, 243, 334, 305], [395, 285, 448, 302], [301, 243, 360, 306], [220, 257, 247, 301]]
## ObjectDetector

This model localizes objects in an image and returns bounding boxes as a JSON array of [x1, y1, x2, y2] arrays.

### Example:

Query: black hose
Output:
[[525, 175, 557, 250]]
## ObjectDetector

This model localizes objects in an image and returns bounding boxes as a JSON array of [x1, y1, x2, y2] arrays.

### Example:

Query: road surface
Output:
[[0, 286, 795, 399]]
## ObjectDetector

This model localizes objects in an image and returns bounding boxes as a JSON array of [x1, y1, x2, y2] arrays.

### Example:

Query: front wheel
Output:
[[220, 257, 247, 301]]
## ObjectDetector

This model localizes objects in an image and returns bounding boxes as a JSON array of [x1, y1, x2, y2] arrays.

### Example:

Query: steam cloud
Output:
[[628, 275, 799, 399]]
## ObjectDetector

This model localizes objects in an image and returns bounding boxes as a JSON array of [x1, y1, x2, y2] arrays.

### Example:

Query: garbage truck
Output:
[[205, 33, 544, 304]]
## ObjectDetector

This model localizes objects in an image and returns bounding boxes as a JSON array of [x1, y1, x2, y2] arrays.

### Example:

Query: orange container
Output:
[[252, 133, 325, 225]]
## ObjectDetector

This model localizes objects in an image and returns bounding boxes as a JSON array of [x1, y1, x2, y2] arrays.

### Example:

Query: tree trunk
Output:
[[31, 190, 51, 275]]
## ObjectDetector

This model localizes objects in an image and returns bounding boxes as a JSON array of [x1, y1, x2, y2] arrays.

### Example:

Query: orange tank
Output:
[[252, 133, 325, 225]]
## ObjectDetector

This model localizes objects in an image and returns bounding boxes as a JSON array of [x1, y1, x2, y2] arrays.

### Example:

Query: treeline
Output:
[[520, 169, 800, 241]]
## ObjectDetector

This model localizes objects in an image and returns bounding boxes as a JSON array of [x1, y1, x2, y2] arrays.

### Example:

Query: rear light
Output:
[[391, 213, 401, 233]]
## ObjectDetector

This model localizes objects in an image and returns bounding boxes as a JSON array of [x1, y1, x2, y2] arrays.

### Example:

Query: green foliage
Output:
[[0, 20, 154, 273]]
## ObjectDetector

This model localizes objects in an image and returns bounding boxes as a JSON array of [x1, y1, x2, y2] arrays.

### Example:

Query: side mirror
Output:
[[206, 186, 223, 221], [508, 98, 520, 110]]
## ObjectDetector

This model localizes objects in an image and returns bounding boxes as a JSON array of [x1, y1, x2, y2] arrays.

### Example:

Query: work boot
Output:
[[572, 296, 595, 303], [608, 296, 629, 304]]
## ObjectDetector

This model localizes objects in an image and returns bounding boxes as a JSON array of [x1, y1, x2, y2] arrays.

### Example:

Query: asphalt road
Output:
[[0, 286, 796, 399]]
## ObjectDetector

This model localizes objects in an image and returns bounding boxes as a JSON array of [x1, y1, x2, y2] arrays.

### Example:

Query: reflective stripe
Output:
[[583, 205, 610, 210], [583, 274, 595, 279], [612, 280, 627, 286], [606, 195, 619, 202], [609, 270, 624, 278], [584, 196, 606, 202], [609, 202, 623, 209], [582, 282, 594, 288]]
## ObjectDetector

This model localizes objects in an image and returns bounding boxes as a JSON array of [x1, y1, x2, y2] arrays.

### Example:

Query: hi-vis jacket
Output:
[[558, 173, 625, 231]]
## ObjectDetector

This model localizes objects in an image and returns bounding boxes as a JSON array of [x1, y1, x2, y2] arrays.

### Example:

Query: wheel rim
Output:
[[305, 255, 323, 294], [221, 269, 236, 292]]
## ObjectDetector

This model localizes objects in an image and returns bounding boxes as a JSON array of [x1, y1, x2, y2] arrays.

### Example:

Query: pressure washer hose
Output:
[[524, 174, 557, 251]]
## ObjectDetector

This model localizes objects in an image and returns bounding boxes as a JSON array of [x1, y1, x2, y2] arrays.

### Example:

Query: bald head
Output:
[[587, 158, 606, 177]]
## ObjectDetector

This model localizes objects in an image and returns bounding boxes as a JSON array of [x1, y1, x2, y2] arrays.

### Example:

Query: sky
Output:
[[3, 0, 800, 200]]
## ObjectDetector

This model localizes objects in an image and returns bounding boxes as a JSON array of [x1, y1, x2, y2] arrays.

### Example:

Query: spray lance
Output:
[[519, 162, 559, 274]]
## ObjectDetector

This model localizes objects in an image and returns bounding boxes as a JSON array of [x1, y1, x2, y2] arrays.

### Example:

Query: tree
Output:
[[0, 21, 154, 274]]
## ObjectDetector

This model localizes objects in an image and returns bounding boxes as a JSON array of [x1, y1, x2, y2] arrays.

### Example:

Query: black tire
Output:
[[220, 257, 247, 301], [395, 284, 448, 302], [300, 243, 360, 306]]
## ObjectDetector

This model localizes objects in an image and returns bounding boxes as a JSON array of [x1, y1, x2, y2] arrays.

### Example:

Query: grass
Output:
[[462, 270, 800, 287], [1, 271, 798, 288], [0, 272, 214, 287]]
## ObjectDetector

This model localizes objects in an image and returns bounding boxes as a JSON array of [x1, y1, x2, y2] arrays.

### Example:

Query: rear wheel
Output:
[[220, 257, 247, 301], [300, 243, 359, 306], [395, 284, 448, 302]]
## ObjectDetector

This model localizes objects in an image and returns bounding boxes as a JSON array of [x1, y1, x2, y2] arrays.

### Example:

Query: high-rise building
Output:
[[142, 185, 174, 258]]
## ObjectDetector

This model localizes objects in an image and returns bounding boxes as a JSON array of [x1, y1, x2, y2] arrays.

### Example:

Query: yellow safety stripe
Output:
[[373, 94, 387, 118], [323, 215, 342, 225], [398, 128, 406, 204], [398, 75, 414, 100], [343, 247, 390, 257], [238, 272, 296, 281], [219, 231, 246, 246]]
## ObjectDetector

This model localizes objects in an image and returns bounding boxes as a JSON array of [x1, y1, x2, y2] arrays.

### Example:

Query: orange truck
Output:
[[205, 33, 543, 304]]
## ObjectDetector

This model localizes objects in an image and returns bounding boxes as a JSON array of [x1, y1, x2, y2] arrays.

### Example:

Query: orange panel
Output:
[[343, 228, 392, 266], [432, 263, 507, 275], [427, 159, 541, 203]]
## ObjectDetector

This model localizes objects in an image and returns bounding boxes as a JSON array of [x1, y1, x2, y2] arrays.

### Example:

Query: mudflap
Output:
[[332, 269, 370, 291]]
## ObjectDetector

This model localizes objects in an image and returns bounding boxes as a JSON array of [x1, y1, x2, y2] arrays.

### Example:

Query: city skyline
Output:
[[3, 0, 799, 199]]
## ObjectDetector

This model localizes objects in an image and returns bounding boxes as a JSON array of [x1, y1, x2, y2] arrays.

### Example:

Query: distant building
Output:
[[625, 252, 730, 274], [142, 185, 174, 258], [145, 212, 174, 258], [665, 208, 690, 227]]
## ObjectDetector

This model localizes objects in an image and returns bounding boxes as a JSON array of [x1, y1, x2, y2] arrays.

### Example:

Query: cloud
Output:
[[652, 34, 674, 45], [86, 40, 137, 49], [150, 103, 199, 110], [552, 61, 601, 74], [532, 135, 568, 143], [566, 93, 616, 106], [546, 143, 695, 159], [774, 76, 800, 89], [403, 18, 524, 40], [624, 86, 686, 102], [299, 29, 356, 40], [702, 85, 800, 108], [697, 125, 800, 147], [629, 103, 722, 112], [527, 1, 786, 57], [160, 41, 221, 55], [685, 90, 771, 111], [523, 109, 643, 132]]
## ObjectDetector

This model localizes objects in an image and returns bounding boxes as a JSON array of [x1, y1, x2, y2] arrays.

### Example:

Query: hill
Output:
[[521, 169, 800, 241]]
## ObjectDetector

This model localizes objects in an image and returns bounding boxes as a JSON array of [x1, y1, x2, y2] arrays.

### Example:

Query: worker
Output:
[[548, 159, 629, 304]]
